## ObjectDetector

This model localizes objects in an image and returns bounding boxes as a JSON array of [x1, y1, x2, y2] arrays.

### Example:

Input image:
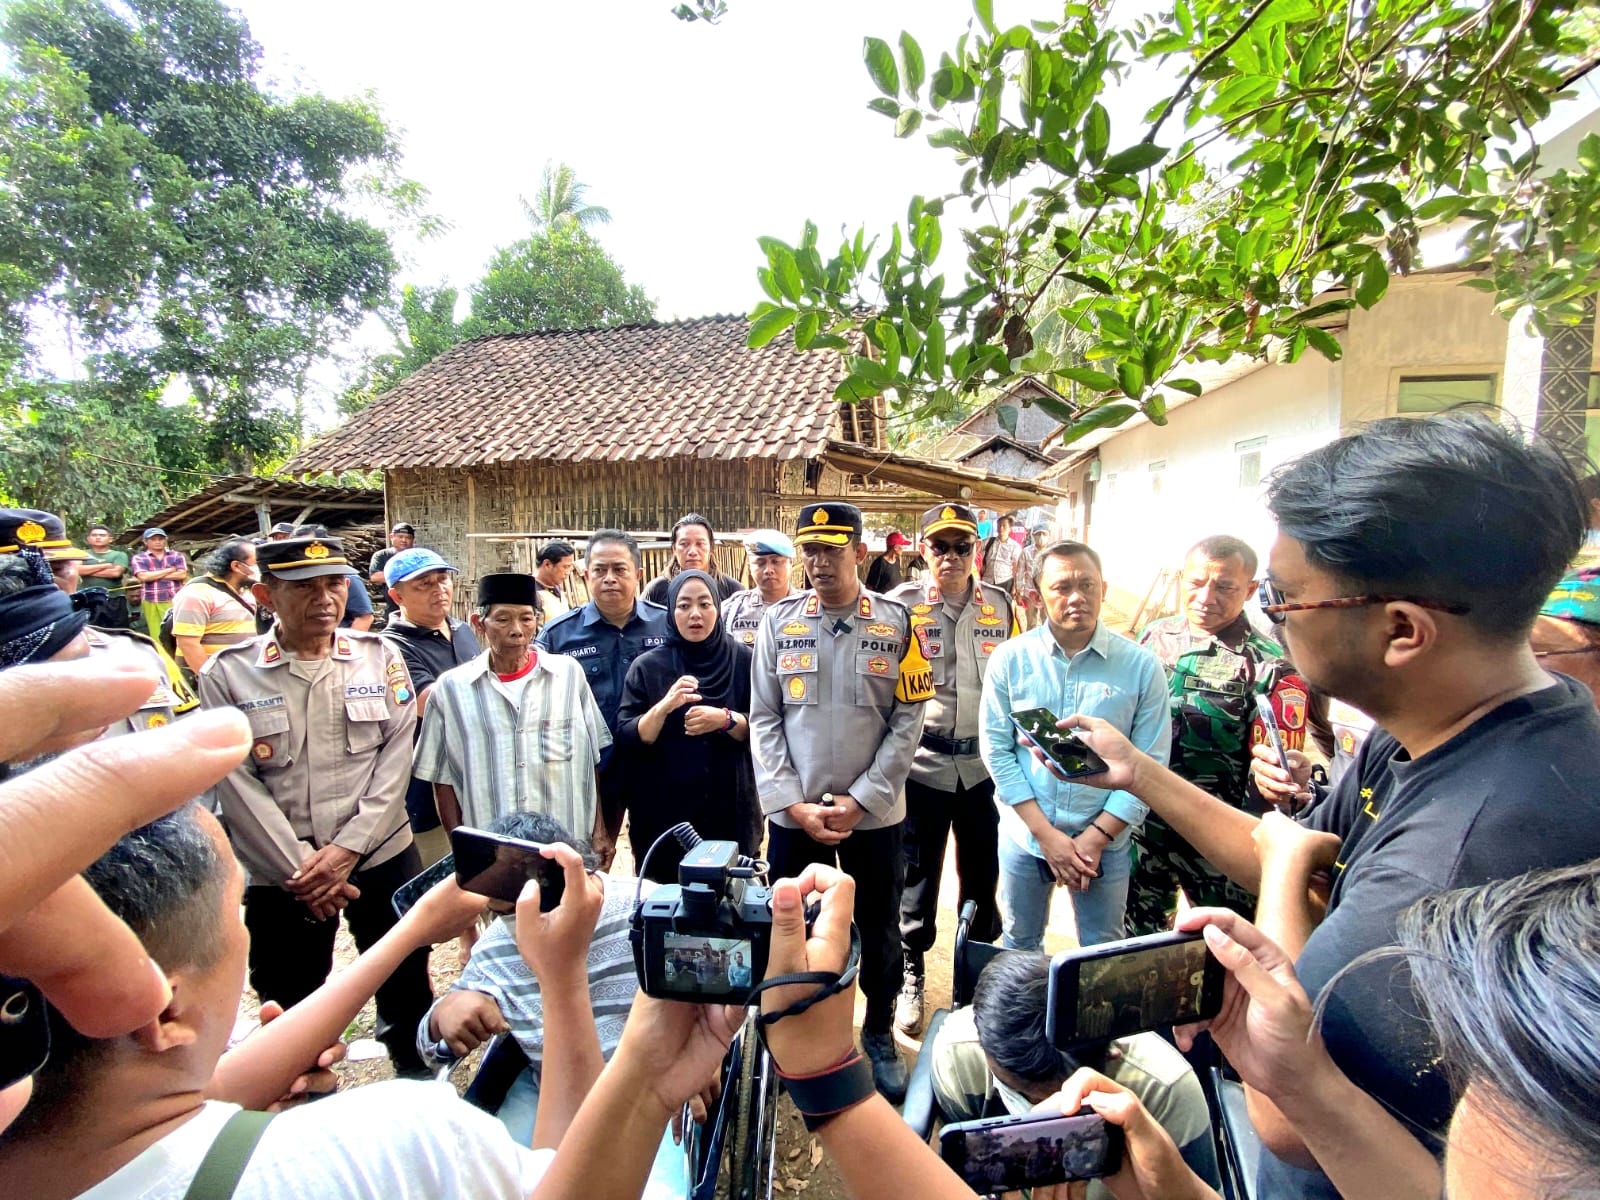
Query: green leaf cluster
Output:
[[752, 0, 1600, 444]]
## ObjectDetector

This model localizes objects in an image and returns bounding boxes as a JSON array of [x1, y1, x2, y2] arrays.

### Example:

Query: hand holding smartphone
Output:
[[1254, 693, 1293, 773], [1009, 706, 1110, 779], [939, 1106, 1124, 1192], [1046, 929, 1226, 1049], [449, 827, 567, 911]]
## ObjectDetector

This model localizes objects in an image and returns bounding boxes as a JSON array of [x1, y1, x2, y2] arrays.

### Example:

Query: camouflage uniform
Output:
[[1130, 614, 1310, 935]]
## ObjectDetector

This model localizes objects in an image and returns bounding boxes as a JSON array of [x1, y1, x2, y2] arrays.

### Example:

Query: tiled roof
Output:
[[289, 315, 850, 472]]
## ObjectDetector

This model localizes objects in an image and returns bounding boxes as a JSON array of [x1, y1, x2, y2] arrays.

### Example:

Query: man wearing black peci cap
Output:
[[749, 501, 932, 1100], [886, 502, 1017, 1033], [198, 534, 433, 1075]]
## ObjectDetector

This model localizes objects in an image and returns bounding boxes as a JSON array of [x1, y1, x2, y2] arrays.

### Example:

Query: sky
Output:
[[232, 0, 1167, 330]]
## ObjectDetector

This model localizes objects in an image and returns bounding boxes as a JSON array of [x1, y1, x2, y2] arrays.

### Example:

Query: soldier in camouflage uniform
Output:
[[1131, 535, 1309, 936]]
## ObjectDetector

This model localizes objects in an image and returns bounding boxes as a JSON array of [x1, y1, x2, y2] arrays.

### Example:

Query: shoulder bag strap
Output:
[[181, 1109, 276, 1200]]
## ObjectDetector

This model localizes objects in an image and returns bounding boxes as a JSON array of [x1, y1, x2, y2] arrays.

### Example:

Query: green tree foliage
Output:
[[522, 161, 613, 231], [466, 223, 655, 335], [0, 0, 408, 473], [338, 284, 467, 414], [749, 0, 1600, 444]]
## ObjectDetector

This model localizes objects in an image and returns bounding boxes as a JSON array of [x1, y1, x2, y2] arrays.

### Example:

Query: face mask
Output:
[[242, 565, 261, 583]]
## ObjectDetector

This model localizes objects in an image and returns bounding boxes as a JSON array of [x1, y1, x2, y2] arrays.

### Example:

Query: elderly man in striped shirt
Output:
[[413, 572, 614, 861]]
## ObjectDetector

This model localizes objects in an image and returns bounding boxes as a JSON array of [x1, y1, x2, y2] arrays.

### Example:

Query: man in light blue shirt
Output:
[[979, 540, 1171, 949]]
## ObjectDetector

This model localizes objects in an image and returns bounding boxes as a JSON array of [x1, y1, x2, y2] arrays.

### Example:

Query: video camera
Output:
[[631, 827, 810, 1004]]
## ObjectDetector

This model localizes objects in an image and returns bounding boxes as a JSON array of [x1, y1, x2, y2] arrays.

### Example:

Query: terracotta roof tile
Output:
[[288, 316, 848, 473]]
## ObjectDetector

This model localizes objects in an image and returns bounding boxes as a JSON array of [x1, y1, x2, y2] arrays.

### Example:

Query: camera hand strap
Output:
[[748, 921, 863, 1029]]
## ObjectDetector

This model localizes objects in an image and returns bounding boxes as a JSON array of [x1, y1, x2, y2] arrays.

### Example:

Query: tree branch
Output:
[[1145, 0, 1285, 146]]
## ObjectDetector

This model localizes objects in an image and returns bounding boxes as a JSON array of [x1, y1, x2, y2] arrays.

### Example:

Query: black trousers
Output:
[[244, 843, 433, 1071], [899, 776, 1001, 954], [766, 820, 904, 1035]]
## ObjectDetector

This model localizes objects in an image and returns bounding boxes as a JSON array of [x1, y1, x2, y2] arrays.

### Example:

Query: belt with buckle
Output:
[[920, 730, 978, 757]]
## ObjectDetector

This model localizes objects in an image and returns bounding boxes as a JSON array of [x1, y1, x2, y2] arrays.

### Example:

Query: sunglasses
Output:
[[1257, 580, 1471, 625], [929, 541, 975, 558]]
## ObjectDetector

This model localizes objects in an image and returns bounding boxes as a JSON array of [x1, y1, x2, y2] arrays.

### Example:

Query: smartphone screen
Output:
[[1009, 706, 1110, 778], [390, 853, 457, 919], [450, 827, 565, 910], [1047, 930, 1225, 1048], [939, 1107, 1122, 1191], [1254, 693, 1293, 773]]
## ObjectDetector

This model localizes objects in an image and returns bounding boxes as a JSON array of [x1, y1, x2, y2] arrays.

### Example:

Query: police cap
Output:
[[794, 503, 862, 547]]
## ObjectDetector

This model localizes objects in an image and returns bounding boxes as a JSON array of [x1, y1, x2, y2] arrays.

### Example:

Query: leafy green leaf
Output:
[[995, 403, 1019, 435], [1084, 102, 1110, 167], [1101, 143, 1169, 175], [794, 310, 820, 350], [746, 306, 796, 348], [896, 109, 923, 138], [899, 32, 925, 100], [772, 248, 803, 302], [1165, 377, 1203, 396], [1059, 403, 1137, 445], [1057, 366, 1117, 391], [1354, 254, 1389, 310], [1302, 324, 1343, 361], [867, 97, 901, 118], [863, 37, 900, 98], [973, 0, 996, 35]]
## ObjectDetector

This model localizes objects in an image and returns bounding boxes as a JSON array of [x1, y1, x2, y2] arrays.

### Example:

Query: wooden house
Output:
[[288, 315, 1063, 597]]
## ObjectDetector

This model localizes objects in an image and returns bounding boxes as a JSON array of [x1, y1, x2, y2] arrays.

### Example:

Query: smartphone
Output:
[[0, 975, 50, 1090], [450, 826, 565, 911], [939, 1106, 1123, 1192], [1254, 693, 1293, 773], [390, 853, 457, 919], [1046, 929, 1226, 1049], [1009, 706, 1110, 778]]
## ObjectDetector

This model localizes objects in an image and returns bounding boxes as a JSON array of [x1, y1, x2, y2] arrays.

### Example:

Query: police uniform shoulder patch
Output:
[[895, 621, 935, 703], [787, 675, 808, 701], [386, 659, 413, 704], [857, 594, 873, 618]]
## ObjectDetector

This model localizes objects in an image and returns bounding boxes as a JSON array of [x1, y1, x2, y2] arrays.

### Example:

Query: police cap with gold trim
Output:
[[257, 535, 360, 582], [794, 502, 863, 547], [0, 508, 88, 561], [920, 503, 979, 538]]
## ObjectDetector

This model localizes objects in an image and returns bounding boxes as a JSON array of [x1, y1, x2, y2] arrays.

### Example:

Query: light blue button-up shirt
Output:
[[979, 621, 1171, 858]]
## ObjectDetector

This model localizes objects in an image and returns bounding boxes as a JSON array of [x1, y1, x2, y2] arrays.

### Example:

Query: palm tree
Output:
[[520, 162, 611, 231]]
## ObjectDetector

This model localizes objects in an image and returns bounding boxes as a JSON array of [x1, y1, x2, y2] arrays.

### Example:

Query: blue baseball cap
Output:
[[385, 547, 457, 586], [744, 529, 796, 558]]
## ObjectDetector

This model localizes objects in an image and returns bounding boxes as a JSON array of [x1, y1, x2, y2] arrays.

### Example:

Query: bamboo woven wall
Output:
[[384, 459, 798, 612]]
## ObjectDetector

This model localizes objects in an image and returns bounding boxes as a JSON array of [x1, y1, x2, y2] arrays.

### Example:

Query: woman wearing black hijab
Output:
[[617, 569, 759, 881]]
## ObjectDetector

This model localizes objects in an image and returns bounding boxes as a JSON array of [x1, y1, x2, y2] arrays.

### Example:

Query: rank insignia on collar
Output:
[[803, 594, 820, 616], [857, 594, 873, 618], [335, 636, 352, 657], [927, 585, 942, 603], [262, 642, 281, 664]]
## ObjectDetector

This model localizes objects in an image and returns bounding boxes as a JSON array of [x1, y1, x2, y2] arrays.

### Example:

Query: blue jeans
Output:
[[498, 1067, 691, 1194], [998, 835, 1132, 950]]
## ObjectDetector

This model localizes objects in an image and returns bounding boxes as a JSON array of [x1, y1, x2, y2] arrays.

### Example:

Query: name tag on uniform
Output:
[[236, 696, 286, 713], [344, 683, 387, 700], [643, 636, 665, 648], [566, 645, 598, 658]]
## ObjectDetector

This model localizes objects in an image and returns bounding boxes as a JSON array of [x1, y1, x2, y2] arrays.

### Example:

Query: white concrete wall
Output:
[[1090, 350, 1342, 609]]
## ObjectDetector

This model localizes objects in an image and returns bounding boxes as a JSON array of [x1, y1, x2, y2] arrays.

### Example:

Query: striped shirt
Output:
[[412, 650, 611, 835], [169, 577, 257, 653], [417, 872, 651, 1072]]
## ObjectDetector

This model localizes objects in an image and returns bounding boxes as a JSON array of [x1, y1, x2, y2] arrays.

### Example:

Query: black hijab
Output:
[[664, 569, 741, 702]]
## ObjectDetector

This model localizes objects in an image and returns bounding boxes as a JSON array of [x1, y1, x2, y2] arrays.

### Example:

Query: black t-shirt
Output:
[[864, 554, 903, 594], [1257, 675, 1600, 1198]]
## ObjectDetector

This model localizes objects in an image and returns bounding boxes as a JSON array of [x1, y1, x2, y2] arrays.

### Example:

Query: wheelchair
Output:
[[900, 900, 1255, 1199], [445, 1008, 779, 1200]]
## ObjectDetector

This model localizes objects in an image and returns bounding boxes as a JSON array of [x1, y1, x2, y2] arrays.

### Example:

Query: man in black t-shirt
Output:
[[1049, 414, 1600, 1200]]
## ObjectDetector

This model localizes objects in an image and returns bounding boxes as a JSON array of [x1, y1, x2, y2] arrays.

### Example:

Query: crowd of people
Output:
[[0, 410, 1597, 1200]]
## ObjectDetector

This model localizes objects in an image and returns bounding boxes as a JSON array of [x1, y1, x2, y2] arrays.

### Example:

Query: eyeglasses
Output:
[[929, 541, 975, 558], [1257, 580, 1471, 625], [1535, 647, 1599, 658]]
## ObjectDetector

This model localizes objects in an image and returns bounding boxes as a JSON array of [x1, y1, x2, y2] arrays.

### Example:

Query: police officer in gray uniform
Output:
[[886, 502, 1016, 1033], [750, 502, 931, 1100], [721, 528, 796, 648]]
